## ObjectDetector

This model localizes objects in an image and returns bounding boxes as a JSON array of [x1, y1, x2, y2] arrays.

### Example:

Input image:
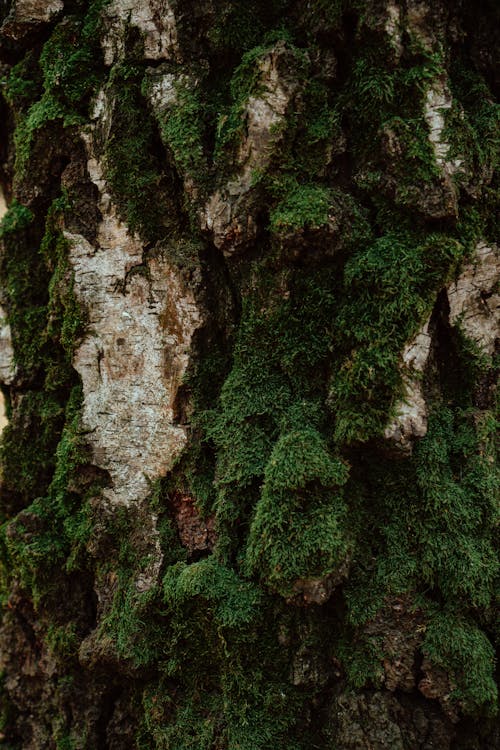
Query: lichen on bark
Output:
[[0, 0, 498, 748]]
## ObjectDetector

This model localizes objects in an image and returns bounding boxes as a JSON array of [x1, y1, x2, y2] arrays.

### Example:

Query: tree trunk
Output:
[[0, 0, 498, 747]]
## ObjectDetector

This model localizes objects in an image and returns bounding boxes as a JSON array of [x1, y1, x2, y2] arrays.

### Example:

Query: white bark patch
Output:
[[0, 189, 16, 390], [146, 72, 178, 111], [406, 1, 435, 53], [384, 317, 432, 450], [71, 88, 203, 601], [0, 304, 16, 389], [424, 81, 463, 178], [1, 0, 62, 32], [385, 2, 403, 59], [67, 225, 200, 509], [447, 241, 500, 356], [0, 189, 15, 431], [201, 42, 300, 254], [69, 92, 202, 513], [101, 0, 179, 64]]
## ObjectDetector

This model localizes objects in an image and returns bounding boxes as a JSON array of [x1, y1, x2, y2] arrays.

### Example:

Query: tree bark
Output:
[[0, 0, 498, 747]]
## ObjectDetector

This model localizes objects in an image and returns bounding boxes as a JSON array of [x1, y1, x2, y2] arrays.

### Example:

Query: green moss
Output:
[[2, 52, 42, 111], [201, 268, 352, 571], [346, 47, 443, 133], [207, 2, 291, 56], [268, 181, 371, 246], [269, 183, 330, 233], [13, 95, 75, 180], [337, 631, 385, 689], [41, 196, 86, 363], [39, 2, 106, 112], [55, 735, 78, 750], [163, 557, 262, 629], [100, 580, 164, 667], [337, 42, 447, 210], [45, 622, 79, 661], [4, 0, 106, 179], [104, 67, 177, 241], [94, 503, 183, 667], [0, 391, 67, 509], [0, 200, 33, 235], [0, 196, 83, 381], [328, 232, 464, 444], [139, 684, 222, 750], [0, 195, 93, 600], [303, 0, 344, 29], [0, 200, 77, 508], [137, 558, 316, 750], [347, 403, 497, 611], [215, 36, 306, 162], [2, 385, 96, 601], [412, 407, 498, 605], [448, 61, 500, 171], [423, 610, 497, 715], [144, 73, 206, 188], [272, 76, 344, 185], [244, 429, 350, 596]]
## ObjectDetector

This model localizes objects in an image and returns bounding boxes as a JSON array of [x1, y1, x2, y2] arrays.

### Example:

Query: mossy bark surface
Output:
[[0, 1, 498, 748]]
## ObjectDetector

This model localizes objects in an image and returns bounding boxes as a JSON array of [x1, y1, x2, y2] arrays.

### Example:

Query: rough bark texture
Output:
[[0, 0, 498, 748]]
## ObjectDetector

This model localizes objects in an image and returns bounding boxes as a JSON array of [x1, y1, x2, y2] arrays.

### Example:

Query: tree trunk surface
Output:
[[0, 0, 498, 747]]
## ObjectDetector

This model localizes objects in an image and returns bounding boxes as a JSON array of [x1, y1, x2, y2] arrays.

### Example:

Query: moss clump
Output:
[[412, 407, 498, 605], [12, 96, 70, 179], [204, 269, 343, 562], [268, 182, 371, 248], [100, 580, 164, 668], [0, 392, 67, 513], [2, 385, 94, 602], [144, 73, 206, 189], [269, 183, 331, 233], [39, 2, 106, 113], [2, 52, 42, 112], [328, 231, 464, 444], [275, 77, 344, 181], [338, 399, 498, 704], [338, 40, 448, 213], [0, 196, 84, 383], [337, 631, 386, 690], [423, 610, 497, 715], [345, 404, 498, 609], [135, 557, 316, 750], [0, 201, 77, 510], [207, 1, 291, 57], [41, 196, 86, 364], [92, 497, 184, 668], [448, 60, 500, 172], [163, 556, 262, 628], [345, 45, 444, 144], [0, 194, 92, 604], [244, 429, 350, 596], [2, 0, 106, 180], [0, 200, 44, 376], [104, 66, 182, 241], [0, 200, 33, 235]]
